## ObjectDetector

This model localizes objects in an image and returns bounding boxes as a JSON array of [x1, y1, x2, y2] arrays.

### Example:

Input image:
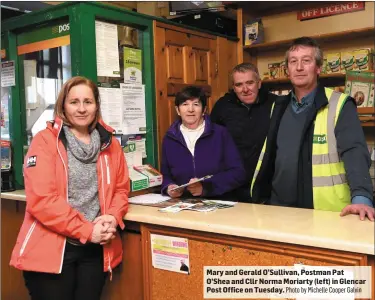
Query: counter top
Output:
[[2, 190, 374, 255], [1, 190, 26, 201], [125, 203, 374, 255]]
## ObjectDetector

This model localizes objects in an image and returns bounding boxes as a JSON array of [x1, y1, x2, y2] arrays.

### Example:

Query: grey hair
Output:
[[231, 62, 260, 82], [285, 36, 323, 67]]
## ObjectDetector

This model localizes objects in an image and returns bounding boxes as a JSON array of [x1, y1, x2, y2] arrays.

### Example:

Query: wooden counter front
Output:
[[2, 192, 375, 300]]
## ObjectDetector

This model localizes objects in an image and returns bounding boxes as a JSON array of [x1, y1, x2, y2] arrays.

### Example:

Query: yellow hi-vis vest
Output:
[[251, 88, 350, 211]]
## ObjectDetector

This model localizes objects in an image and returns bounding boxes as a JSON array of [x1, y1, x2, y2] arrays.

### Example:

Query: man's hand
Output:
[[340, 204, 375, 221], [167, 184, 184, 198], [186, 178, 203, 196]]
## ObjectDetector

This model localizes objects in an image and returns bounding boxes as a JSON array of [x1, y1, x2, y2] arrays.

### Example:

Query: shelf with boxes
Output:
[[244, 26, 374, 84], [262, 73, 345, 84], [243, 27, 375, 54]]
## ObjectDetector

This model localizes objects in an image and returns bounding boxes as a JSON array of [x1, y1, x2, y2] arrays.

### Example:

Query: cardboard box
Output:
[[129, 168, 149, 191], [345, 71, 374, 108], [341, 51, 355, 74], [327, 53, 341, 73], [321, 58, 328, 74], [244, 19, 264, 46], [134, 164, 163, 187], [279, 61, 288, 78], [353, 48, 373, 71], [268, 63, 280, 79]]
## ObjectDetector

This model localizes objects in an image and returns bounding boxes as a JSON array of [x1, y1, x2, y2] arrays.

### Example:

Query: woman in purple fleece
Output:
[[161, 86, 247, 199]]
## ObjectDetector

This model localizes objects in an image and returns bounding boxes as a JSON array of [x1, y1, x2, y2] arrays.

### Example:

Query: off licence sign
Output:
[[297, 2, 365, 21]]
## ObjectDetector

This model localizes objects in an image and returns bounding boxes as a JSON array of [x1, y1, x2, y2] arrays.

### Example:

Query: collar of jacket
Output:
[[276, 84, 329, 111], [166, 114, 213, 143], [47, 117, 113, 151]]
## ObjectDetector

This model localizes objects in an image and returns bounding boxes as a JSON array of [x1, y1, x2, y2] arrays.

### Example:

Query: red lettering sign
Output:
[[297, 2, 365, 21]]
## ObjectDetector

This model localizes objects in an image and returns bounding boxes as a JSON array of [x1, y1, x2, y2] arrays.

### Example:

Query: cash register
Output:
[[1, 140, 15, 192]]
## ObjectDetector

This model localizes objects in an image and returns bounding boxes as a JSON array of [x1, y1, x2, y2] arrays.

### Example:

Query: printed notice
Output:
[[203, 266, 372, 299], [95, 21, 120, 77], [1, 61, 15, 87], [123, 46, 142, 84], [121, 84, 146, 134], [99, 87, 123, 132], [151, 234, 190, 274]]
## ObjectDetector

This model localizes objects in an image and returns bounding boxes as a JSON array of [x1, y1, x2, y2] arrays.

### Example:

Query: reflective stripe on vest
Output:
[[250, 102, 275, 197], [312, 88, 350, 212]]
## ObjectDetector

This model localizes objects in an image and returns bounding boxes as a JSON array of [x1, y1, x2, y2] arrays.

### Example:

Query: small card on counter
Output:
[[159, 202, 197, 213], [158, 199, 236, 213]]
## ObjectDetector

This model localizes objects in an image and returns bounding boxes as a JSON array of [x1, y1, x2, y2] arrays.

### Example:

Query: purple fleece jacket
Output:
[[161, 115, 247, 197]]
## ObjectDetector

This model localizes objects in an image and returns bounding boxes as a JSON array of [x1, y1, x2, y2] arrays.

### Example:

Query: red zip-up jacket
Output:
[[10, 117, 129, 274]]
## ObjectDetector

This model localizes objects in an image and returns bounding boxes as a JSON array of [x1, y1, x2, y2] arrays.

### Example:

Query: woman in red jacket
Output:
[[10, 76, 130, 300]]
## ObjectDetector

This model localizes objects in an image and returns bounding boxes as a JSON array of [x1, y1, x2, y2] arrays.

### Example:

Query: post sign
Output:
[[297, 2, 365, 21]]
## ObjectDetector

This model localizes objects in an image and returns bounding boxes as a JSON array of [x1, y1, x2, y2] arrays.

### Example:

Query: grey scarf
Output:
[[63, 126, 101, 163]]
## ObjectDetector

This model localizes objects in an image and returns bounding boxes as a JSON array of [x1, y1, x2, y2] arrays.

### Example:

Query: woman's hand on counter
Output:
[[340, 204, 375, 222]]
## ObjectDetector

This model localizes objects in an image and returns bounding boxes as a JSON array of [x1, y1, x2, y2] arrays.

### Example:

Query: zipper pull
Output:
[[108, 265, 113, 281]]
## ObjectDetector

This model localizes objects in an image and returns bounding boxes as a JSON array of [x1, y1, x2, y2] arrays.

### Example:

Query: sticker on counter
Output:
[[150, 234, 190, 275]]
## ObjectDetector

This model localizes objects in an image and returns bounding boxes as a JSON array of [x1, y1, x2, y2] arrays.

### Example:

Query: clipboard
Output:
[[169, 175, 213, 192]]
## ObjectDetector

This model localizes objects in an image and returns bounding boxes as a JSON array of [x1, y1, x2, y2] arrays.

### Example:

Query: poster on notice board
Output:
[[151, 234, 190, 275]]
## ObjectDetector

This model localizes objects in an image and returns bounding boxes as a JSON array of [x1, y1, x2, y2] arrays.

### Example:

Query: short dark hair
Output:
[[175, 86, 207, 109], [231, 62, 260, 82], [285, 36, 323, 67]]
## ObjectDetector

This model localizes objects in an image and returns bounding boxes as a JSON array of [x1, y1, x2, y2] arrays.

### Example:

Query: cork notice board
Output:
[[141, 224, 365, 300]]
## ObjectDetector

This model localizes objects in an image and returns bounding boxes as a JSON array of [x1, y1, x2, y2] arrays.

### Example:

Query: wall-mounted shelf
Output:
[[358, 107, 375, 115], [356, 107, 374, 127], [262, 73, 345, 84], [244, 27, 375, 54]]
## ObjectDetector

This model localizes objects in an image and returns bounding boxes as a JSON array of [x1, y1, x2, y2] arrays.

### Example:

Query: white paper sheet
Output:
[[23, 60, 38, 109], [99, 87, 123, 132], [121, 84, 146, 134], [129, 194, 170, 205], [95, 21, 120, 77], [1, 61, 15, 87]]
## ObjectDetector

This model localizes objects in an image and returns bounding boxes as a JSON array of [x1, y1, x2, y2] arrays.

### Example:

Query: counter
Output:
[[3, 190, 374, 255], [2, 191, 375, 300]]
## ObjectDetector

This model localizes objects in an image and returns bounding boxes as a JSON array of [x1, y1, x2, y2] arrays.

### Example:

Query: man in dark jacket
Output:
[[251, 37, 374, 221], [210, 63, 277, 202]]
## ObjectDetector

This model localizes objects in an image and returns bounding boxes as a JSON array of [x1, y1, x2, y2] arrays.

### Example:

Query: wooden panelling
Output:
[[183, 46, 194, 83], [193, 50, 209, 83], [165, 29, 211, 50], [369, 255, 375, 300], [101, 231, 143, 300], [236, 7, 244, 63], [142, 224, 369, 300], [167, 83, 212, 97], [155, 21, 217, 40], [154, 24, 168, 167], [166, 45, 184, 82], [1, 199, 30, 300], [167, 97, 178, 126]]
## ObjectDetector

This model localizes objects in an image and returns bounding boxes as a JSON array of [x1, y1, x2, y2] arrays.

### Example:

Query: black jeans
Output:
[[23, 242, 107, 300]]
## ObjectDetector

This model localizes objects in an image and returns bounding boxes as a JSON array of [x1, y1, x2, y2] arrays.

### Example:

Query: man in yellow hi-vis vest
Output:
[[251, 37, 374, 221]]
